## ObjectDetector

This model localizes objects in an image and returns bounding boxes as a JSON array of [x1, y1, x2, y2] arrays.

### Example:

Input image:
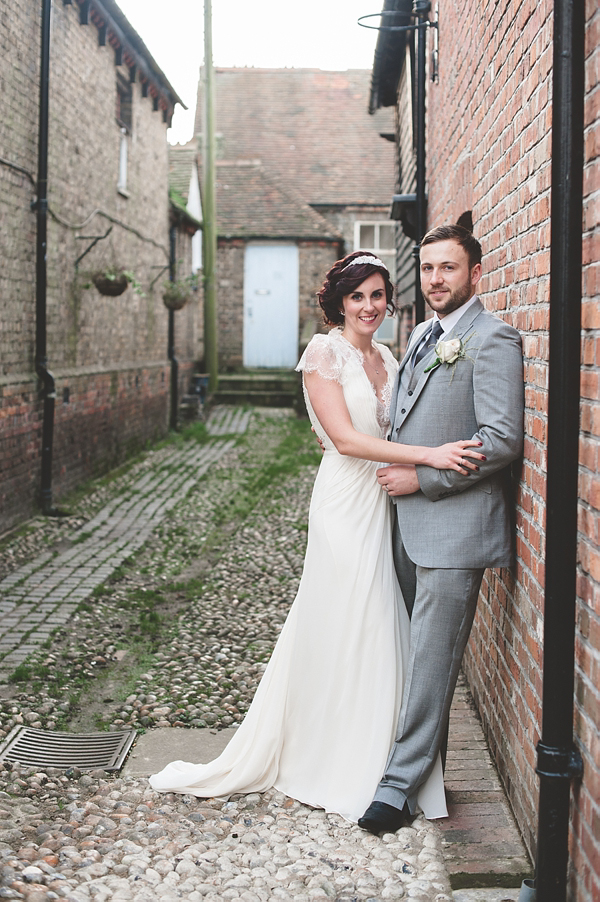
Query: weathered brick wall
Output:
[[408, 1, 599, 895], [298, 241, 340, 340], [217, 238, 245, 370], [216, 238, 339, 370], [0, 2, 201, 534], [0, 2, 39, 376], [430, 0, 554, 862], [424, 0, 552, 861], [47, 4, 171, 372]]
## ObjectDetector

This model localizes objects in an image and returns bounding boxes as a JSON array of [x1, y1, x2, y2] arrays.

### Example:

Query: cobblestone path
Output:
[[0, 411, 250, 679], [0, 409, 529, 901]]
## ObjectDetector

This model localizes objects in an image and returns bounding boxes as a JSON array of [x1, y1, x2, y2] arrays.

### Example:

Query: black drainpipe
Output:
[[35, 0, 57, 515], [168, 224, 178, 431], [533, 0, 585, 898], [412, 0, 430, 325]]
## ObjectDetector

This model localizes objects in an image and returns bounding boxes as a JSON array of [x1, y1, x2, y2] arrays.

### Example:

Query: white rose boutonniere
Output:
[[435, 338, 462, 364], [424, 331, 477, 375]]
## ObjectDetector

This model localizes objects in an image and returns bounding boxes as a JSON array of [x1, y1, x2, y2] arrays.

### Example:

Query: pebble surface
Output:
[[0, 772, 452, 901], [0, 411, 454, 900]]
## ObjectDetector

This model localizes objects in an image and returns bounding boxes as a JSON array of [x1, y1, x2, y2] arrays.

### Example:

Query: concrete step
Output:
[[212, 389, 298, 408], [216, 372, 300, 394], [212, 371, 301, 408]]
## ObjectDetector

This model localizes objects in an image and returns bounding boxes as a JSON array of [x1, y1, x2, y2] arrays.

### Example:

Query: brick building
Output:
[[0, 0, 200, 534], [369, 0, 599, 898], [195, 68, 398, 369]]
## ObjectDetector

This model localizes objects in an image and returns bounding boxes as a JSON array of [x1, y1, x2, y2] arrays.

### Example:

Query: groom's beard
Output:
[[423, 275, 474, 316]]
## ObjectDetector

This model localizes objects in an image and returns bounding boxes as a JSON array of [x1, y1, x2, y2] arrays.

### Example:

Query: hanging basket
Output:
[[92, 271, 129, 297], [162, 284, 190, 311]]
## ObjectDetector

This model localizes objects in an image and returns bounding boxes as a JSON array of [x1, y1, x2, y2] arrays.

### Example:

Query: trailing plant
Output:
[[91, 266, 145, 297], [162, 272, 198, 310]]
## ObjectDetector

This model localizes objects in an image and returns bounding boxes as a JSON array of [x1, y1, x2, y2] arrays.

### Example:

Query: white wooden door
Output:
[[243, 243, 299, 368]]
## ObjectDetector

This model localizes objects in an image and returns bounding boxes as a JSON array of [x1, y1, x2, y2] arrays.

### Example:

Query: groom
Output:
[[358, 224, 524, 834]]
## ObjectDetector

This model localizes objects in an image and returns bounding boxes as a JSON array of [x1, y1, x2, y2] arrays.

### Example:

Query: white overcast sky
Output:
[[115, 0, 380, 145]]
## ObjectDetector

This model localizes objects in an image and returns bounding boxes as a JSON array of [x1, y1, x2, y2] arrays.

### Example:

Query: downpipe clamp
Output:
[[536, 741, 583, 780]]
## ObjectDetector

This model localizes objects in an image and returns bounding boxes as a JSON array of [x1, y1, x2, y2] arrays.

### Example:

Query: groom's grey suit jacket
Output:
[[389, 298, 524, 569]]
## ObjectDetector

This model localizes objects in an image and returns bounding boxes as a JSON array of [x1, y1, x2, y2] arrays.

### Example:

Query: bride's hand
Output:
[[426, 439, 486, 473]]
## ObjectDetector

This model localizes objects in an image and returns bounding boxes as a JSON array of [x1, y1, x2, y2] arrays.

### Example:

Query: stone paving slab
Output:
[[453, 891, 520, 901], [440, 675, 533, 891], [206, 405, 252, 436], [123, 726, 238, 777]]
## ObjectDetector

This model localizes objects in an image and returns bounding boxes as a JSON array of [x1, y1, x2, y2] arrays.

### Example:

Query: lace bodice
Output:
[[296, 328, 399, 441]]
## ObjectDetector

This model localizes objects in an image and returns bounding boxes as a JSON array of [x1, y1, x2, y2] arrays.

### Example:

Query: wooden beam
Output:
[[141, 80, 149, 98], [129, 64, 136, 83], [114, 44, 123, 66], [98, 23, 107, 46], [80, 1, 90, 25], [153, 96, 159, 112]]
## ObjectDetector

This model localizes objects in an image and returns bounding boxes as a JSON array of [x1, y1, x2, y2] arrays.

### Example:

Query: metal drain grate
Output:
[[0, 726, 136, 771]]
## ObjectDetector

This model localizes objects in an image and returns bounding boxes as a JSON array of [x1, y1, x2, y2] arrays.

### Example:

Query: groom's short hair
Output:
[[421, 225, 482, 270]]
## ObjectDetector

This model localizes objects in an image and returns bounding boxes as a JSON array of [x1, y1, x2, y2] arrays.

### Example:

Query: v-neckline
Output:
[[336, 331, 390, 405]]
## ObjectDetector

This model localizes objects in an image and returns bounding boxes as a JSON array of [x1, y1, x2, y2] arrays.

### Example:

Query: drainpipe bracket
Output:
[[536, 741, 583, 780], [413, 0, 431, 15]]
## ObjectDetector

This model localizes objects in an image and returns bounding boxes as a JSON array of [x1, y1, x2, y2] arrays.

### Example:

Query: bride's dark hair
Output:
[[317, 251, 396, 326]]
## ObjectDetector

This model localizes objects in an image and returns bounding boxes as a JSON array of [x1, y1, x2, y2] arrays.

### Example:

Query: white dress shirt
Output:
[[432, 293, 479, 334]]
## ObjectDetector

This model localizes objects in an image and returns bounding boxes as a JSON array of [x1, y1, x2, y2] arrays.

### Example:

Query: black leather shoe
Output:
[[357, 801, 414, 835]]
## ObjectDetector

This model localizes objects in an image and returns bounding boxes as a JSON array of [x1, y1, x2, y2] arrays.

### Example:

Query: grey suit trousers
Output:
[[373, 525, 484, 813], [371, 299, 522, 813]]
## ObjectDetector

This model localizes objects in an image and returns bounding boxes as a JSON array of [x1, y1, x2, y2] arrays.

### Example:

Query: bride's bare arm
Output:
[[304, 371, 484, 473]]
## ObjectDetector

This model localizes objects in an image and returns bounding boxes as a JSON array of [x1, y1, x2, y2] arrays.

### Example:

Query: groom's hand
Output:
[[378, 464, 420, 496], [311, 426, 326, 453]]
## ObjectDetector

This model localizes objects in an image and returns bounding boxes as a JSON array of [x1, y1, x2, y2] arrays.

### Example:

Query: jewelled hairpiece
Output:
[[341, 255, 388, 272]]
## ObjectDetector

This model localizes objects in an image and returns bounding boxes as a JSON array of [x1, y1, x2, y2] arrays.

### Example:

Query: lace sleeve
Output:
[[296, 333, 344, 383]]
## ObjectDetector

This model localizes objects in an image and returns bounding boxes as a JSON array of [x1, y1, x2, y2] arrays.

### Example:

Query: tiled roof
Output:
[[96, 0, 185, 112], [195, 69, 395, 206], [169, 141, 199, 204], [214, 162, 343, 240]]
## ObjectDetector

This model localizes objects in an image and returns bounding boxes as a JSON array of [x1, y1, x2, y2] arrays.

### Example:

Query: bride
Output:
[[149, 251, 483, 823]]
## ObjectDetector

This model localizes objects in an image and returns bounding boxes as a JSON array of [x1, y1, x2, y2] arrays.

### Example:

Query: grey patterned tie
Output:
[[413, 320, 444, 367]]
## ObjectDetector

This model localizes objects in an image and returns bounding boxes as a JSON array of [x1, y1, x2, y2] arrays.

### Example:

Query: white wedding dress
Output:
[[149, 328, 447, 822]]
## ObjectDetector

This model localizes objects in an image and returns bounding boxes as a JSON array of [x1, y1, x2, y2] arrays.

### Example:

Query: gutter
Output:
[[531, 0, 586, 898], [367, 0, 431, 324], [35, 0, 57, 516], [368, 0, 412, 114], [167, 225, 179, 431]]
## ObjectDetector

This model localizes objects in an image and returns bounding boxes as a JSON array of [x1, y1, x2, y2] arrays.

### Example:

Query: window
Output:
[[187, 165, 203, 273], [116, 76, 132, 196], [117, 128, 128, 195], [354, 221, 397, 342], [116, 76, 133, 132]]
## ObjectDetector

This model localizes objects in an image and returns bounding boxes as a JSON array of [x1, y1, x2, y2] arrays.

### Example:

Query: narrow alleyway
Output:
[[0, 408, 529, 901]]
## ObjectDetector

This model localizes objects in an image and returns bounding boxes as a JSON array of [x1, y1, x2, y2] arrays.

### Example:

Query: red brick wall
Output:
[[398, 0, 599, 895], [0, 366, 169, 530]]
